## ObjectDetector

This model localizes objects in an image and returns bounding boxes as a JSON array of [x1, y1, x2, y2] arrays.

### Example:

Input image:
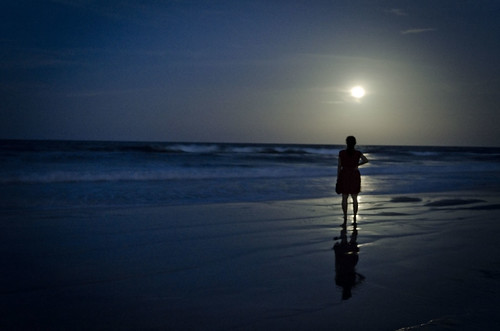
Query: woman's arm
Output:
[[359, 153, 369, 166], [337, 156, 342, 177]]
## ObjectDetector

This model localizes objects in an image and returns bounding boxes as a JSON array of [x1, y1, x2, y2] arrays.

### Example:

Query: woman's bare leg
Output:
[[352, 194, 358, 222], [342, 194, 348, 224]]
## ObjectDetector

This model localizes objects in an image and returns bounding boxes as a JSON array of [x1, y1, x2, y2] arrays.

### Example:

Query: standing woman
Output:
[[337, 136, 369, 225]]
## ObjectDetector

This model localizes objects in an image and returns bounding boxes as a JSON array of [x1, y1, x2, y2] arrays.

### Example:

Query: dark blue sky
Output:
[[2, 0, 499, 146]]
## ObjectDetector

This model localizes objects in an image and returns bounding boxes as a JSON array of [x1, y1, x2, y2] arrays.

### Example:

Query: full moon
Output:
[[350, 86, 365, 99]]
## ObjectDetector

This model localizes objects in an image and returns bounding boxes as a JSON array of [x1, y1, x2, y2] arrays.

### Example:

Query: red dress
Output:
[[337, 149, 361, 194]]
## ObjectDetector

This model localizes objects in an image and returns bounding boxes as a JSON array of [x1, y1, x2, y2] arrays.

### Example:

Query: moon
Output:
[[350, 86, 365, 99]]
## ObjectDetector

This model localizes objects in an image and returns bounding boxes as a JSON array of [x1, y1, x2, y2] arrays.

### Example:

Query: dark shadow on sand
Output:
[[333, 223, 365, 300], [424, 198, 484, 207]]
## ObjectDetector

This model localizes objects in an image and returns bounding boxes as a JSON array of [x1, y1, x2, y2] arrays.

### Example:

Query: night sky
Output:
[[2, 0, 499, 146]]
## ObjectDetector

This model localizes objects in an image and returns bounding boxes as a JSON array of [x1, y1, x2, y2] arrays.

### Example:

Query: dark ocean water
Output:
[[2, 140, 500, 210]]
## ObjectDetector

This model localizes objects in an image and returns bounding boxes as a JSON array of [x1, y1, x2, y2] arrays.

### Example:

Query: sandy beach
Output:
[[2, 191, 500, 330]]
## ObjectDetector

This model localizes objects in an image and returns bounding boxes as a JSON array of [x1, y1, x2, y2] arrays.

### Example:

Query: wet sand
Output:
[[1, 192, 500, 330]]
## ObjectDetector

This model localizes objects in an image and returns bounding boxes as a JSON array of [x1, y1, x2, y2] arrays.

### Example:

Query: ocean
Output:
[[2, 140, 500, 211]]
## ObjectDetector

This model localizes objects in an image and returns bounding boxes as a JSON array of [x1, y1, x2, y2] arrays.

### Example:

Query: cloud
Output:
[[385, 8, 408, 16], [0, 46, 81, 70], [49, 0, 92, 9], [401, 28, 436, 35], [65, 87, 152, 98]]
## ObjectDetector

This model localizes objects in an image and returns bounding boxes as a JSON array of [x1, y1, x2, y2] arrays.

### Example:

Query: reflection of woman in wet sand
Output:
[[333, 224, 365, 300], [337, 136, 369, 225]]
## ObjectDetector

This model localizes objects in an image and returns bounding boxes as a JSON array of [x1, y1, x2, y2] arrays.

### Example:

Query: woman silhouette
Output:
[[336, 136, 369, 225]]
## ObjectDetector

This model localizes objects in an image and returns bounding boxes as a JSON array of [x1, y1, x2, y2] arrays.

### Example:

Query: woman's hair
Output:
[[346, 136, 357, 150]]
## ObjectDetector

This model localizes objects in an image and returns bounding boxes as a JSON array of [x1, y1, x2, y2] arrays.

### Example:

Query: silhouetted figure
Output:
[[333, 224, 364, 300], [336, 136, 369, 225]]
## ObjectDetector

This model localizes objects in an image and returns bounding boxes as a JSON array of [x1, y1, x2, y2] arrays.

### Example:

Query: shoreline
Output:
[[2, 191, 500, 330]]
